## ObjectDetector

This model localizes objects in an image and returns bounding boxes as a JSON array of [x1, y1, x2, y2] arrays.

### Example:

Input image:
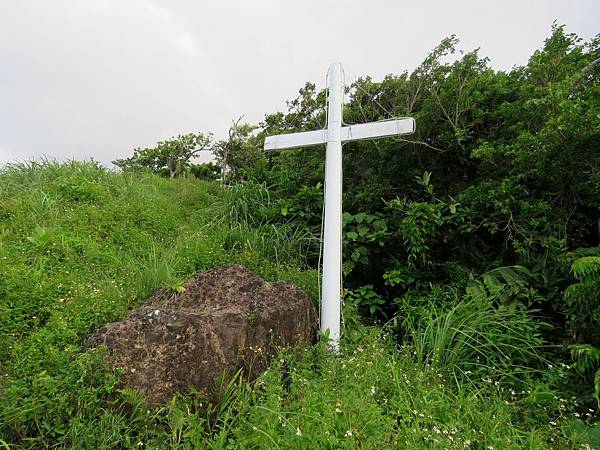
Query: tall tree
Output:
[[113, 132, 213, 178]]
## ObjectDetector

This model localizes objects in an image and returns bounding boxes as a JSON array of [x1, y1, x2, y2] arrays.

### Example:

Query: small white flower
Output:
[[296, 427, 302, 436], [344, 430, 353, 437], [370, 386, 375, 395]]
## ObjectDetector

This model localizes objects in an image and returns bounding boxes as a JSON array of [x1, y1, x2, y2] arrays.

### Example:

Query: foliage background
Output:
[[1, 24, 600, 448]]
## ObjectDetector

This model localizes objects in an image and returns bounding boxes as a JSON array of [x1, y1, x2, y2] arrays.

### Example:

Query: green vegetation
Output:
[[0, 160, 592, 449], [2, 23, 600, 448], [207, 24, 600, 445], [0, 161, 315, 448], [112, 132, 215, 179]]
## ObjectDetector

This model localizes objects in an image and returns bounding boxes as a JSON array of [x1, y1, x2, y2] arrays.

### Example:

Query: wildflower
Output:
[[335, 407, 342, 413], [370, 386, 375, 395], [344, 430, 353, 437], [296, 427, 302, 436]]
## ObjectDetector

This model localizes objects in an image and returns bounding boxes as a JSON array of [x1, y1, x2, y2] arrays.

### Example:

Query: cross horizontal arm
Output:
[[342, 118, 415, 142], [264, 129, 328, 151], [264, 118, 415, 151]]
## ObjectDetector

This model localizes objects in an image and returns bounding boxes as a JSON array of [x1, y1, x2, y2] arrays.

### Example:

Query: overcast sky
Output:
[[0, 1, 598, 167]]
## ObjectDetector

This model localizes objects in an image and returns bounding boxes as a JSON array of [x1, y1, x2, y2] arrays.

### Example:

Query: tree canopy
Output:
[[112, 132, 213, 178]]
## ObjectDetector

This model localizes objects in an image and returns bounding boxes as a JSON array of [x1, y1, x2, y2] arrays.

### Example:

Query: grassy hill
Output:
[[0, 162, 582, 448]]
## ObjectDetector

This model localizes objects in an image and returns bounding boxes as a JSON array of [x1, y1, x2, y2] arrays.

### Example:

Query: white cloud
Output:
[[0, 0, 598, 167], [177, 33, 199, 58]]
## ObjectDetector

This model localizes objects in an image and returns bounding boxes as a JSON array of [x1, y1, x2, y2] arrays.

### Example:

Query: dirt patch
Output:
[[86, 264, 317, 405]]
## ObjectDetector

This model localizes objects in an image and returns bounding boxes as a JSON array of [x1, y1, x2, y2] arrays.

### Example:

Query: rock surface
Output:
[[86, 264, 317, 405]]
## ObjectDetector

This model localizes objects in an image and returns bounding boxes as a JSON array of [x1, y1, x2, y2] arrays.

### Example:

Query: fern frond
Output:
[[570, 343, 600, 373], [571, 256, 600, 280]]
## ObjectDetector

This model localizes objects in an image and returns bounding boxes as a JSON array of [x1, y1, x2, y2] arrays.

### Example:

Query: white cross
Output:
[[264, 63, 416, 351]]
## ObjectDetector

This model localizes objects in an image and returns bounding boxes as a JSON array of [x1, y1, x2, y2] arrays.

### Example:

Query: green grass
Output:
[[0, 161, 579, 448], [399, 291, 547, 385], [0, 161, 315, 447]]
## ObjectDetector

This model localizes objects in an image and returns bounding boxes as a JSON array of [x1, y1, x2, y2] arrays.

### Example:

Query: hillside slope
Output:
[[0, 162, 577, 448]]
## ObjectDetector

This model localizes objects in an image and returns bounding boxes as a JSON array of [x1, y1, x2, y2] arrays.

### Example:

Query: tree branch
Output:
[[571, 56, 600, 90]]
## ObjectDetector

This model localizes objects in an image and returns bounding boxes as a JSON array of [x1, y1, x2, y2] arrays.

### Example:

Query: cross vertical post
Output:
[[321, 62, 343, 351]]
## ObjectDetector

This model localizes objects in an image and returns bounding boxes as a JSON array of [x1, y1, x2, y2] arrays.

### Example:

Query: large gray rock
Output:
[[86, 264, 317, 405]]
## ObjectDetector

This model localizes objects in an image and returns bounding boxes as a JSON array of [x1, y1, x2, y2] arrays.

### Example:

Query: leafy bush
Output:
[[189, 162, 221, 181], [344, 284, 386, 319], [564, 256, 600, 343], [342, 211, 388, 276]]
